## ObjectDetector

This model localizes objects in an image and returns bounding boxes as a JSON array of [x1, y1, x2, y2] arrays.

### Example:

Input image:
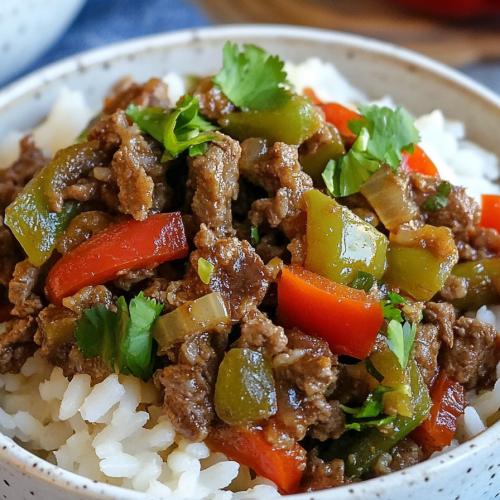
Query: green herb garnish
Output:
[[322, 105, 420, 197], [386, 320, 417, 370], [250, 226, 260, 246], [351, 271, 377, 293], [212, 42, 291, 111], [126, 94, 218, 161], [381, 291, 407, 323], [75, 293, 163, 381], [198, 257, 214, 285], [423, 181, 452, 211]]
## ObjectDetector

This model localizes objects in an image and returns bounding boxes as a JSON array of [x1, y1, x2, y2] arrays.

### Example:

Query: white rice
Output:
[[0, 58, 500, 496]]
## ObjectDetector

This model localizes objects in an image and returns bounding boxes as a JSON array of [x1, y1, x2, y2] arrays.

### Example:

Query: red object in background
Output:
[[321, 102, 360, 141], [401, 145, 439, 177], [46, 213, 188, 306], [207, 427, 306, 494], [394, 0, 500, 19], [277, 265, 383, 359], [480, 194, 500, 233], [412, 370, 465, 455]]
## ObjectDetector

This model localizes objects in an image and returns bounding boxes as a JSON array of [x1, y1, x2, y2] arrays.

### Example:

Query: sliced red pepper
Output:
[[401, 145, 439, 177], [480, 194, 500, 233], [206, 426, 306, 494], [321, 102, 359, 140], [411, 369, 465, 455], [303, 87, 322, 105], [46, 213, 188, 306], [277, 264, 383, 359]]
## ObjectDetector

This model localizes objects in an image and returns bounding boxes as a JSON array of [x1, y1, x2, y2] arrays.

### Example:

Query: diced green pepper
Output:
[[304, 189, 388, 284], [219, 95, 323, 145], [300, 139, 345, 186], [214, 348, 277, 426], [5, 142, 109, 267], [320, 359, 431, 479], [451, 258, 500, 310]]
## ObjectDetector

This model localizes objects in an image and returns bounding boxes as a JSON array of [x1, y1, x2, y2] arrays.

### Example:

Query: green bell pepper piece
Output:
[[451, 258, 500, 311], [320, 359, 431, 479], [304, 189, 388, 284], [219, 95, 323, 145], [214, 348, 277, 426], [300, 139, 345, 186], [5, 142, 109, 267]]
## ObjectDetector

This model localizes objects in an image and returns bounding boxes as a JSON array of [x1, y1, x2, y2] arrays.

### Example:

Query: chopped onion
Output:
[[359, 165, 419, 231], [153, 292, 230, 353]]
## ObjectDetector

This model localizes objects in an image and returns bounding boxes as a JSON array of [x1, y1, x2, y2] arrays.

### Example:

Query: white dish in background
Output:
[[0, 0, 87, 85], [0, 24, 500, 500]]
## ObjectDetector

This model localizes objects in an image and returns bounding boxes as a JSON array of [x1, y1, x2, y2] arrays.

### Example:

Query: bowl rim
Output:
[[1, 23, 500, 499]]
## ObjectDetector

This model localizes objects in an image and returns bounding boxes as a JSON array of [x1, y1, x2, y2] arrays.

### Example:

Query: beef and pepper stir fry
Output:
[[1, 43, 499, 494]]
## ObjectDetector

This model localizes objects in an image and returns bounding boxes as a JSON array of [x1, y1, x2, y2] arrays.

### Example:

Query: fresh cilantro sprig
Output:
[[212, 42, 291, 111], [351, 271, 381, 293], [250, 226, 260, 246], [126, 94, 218, 161], [342, 385, 396, 432], [423, 181, 452, 211], [75, 293, 163, 381], [322, 105, 420, 198], [386, 320, 417, 370], [381, 291, 408, 323]]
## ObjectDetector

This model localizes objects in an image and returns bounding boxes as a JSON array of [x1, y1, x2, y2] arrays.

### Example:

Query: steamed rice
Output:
[[0, 57, 500, 497]]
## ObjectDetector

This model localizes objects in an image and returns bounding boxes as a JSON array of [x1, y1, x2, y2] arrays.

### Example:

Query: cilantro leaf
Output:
[[322, 151, 380, 198], [386, 320, 417, 370], [212, 42, 291, 111], [423, 181, 452, 211], [345, 415, 395, 431], [250, 226, 260, 246], [126, 94, 218, 161], [381, 291, 408, 323], [387, 291, 407, 305], [75, 293, 163, 381], [198, 257, 214, 285], [351, 271, 376, 293], [349, 105, 420, 170]]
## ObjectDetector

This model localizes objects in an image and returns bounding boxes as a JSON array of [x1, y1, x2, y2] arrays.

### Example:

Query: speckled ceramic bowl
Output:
[[0, 24, 500, 500], [0, 0, 86, 85]]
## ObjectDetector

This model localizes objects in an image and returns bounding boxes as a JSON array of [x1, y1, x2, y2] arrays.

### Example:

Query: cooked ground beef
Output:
[[0, 218, 24, 288], [440, 316, 500, 389], [0, 317, 38, 374], [423, 302, 455, 348], [371, 438, 424, 476], [8, 259, 44, 319], [413, 323, 440, 385], [190, 77, 235, 121], [299, 452, 349, 491]]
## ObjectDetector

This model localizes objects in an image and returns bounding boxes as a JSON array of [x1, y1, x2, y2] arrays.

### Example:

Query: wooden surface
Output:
[[195, 0, 500, 66]]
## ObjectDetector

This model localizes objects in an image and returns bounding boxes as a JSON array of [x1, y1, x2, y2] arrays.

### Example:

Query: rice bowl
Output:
[[0, 25, 500, 500]]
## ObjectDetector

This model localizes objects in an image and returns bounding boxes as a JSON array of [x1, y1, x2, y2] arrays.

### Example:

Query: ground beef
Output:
[[187, 132, 241, 237], [0, 135, 48, 214], [458, 226, 500, 261], [113, 268, 157, 291], [371, 438, 424, 476], [103, 77, 171, 116], [423, 302, 455, 348], [413, 324, 440, 385], [299, 452, 349, 492], [233, 309, 288, 356], [61, 178, 100, 203], [0, 317, 38, 374], [190, 77, 235, 121], [440, 316, 500, 389], [143, 278, 171, 307], [0, 217, 23, 288], [167, 225, 271, 321], [8, 259, 44, 318], [61, 285, 116, 314], [56, 211, 116, 255], [439, 275, 469, 301], [239, 139, 313, 242], [154, 332, 225, 442]]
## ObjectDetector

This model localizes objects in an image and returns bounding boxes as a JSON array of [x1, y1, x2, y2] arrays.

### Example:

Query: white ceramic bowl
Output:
[[0, 24, 500, 500], [0, 0, 87, 85]]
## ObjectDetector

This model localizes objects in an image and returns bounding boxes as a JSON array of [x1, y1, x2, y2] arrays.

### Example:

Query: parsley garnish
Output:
[[381, 291, 408, 323], [212, 42, 291, 111], [198, 257, 214, 285], [351, 271, 378, 293], [386, 320, 417, 370], [423, 181, 452, 211], [126, 94, 218, 161], [75, 293, 163, 381], [250, 226, 260, 246], [322, 105, 420, 197]]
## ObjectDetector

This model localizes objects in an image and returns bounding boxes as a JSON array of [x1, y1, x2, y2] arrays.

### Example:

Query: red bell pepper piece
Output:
[[303, 87, 322, 105], [206, 426, 306, 494], [401, 145, 439, 177], [480, 194, 500, 233], [411, 369, 465, 455], [46, 213, 188, 306], [321, 102, 359, 140], [277, 265, 383, 359]]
